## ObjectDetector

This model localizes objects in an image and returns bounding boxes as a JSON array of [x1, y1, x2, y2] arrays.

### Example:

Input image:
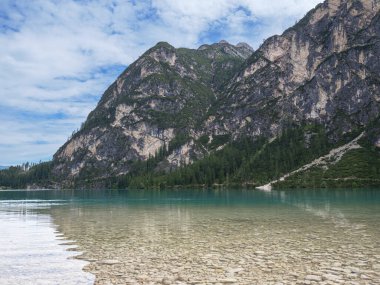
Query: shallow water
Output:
[[0, 188, 379, 284], [0, 198, 95, 285]]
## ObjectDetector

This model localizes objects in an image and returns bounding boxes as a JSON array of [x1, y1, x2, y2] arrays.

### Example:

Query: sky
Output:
[[0, 0, 322, 166]]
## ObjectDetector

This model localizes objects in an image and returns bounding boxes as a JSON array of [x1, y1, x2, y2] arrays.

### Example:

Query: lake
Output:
[[0, 188, 379, 284]]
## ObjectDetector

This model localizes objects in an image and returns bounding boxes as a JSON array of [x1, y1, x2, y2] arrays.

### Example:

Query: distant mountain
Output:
[[1, 0, 380, 189], [0, 166, 8, 170], [52, 40, 255, 183], [212, 0, 380, 142]]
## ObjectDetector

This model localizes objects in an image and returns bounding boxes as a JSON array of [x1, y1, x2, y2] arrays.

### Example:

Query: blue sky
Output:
[[0, 0, 321, 166]]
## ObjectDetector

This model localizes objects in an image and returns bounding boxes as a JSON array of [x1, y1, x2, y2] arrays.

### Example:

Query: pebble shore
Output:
[[53, 205, 380, 285]]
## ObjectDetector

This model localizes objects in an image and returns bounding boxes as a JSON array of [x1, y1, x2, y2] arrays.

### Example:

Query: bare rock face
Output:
[[207, 0, 380, 141], [53, 0, 380, 183], [53, 41, 253, 181]]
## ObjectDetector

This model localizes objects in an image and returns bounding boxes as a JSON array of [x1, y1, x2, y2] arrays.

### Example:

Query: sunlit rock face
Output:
[[211, 0, 380, 140], [53, 0, 380, 184], [53, 41, 253, 182]]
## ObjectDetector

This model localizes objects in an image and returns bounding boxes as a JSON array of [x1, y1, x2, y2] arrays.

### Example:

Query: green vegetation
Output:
[[1, 125, 379, 190], [208, 134, 231, 150], [233, 124, 331, 184], [0, 162, 53, 189], [275, 147, 380, 189], [108, 124, 335, 189], [107, 137, 265, 189]]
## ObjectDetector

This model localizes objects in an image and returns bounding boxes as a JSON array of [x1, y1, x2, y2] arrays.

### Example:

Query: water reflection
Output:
[[0, 188, 379, 285], [0, 199, 95, 285], [46, 189, 380, 284]]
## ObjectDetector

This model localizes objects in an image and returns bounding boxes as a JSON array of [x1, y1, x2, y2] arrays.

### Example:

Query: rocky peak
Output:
[[215, 40, 254, 59], [235, 42, 254, 58], [146, 42, 177, 66], [197, 40, 253, 60], [210, 0, 380, 140], [236, 42, 254, 51], [52, 0, 380, 186], [52, 39, 251, 180]]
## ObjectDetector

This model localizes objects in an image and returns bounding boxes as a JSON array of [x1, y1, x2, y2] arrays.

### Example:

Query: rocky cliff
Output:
[[53, 41, 253, 181], [207, 0, 380, 140], [52, 0, 380, 187]]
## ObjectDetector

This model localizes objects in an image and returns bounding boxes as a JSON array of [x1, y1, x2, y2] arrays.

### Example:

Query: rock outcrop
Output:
[[53, 0, 380, 184], [209, 0, 380, 141], [53, 41, 253, 180]]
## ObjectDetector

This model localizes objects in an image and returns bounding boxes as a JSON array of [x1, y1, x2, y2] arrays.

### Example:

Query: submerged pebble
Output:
[[49, 199, 380, 285]]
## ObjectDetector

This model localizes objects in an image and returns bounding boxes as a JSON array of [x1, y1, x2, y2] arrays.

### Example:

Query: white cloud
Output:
[[0, 0, 322, 165]]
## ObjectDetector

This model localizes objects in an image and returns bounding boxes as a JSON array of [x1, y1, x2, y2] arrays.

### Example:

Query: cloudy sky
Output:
[[0, 0, 322, 166]]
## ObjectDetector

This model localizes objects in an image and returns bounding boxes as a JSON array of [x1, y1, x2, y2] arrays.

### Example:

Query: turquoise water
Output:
[[0, 188, 379, 284]]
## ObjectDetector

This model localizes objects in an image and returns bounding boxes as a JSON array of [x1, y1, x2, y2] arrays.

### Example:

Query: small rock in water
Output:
[[162, 277, 172, 284], [98, 259, 120, 265], [322, 273, 341, 281], [218, 278, 237, 283], [226, 267, 244, 274], [305, 275, 322, 282], [360, 274, 370, 280]]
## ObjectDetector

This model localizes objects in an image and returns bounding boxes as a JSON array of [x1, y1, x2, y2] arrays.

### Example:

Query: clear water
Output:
[[0, 197, 95, 285], [0, 188, 379, 285]]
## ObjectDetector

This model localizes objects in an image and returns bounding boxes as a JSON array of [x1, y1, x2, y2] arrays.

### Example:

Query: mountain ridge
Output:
[[34, 0, 380, 187], [205, 0, 380, 142], [52, 40, 255, 182], [1, 0, 380, 189]]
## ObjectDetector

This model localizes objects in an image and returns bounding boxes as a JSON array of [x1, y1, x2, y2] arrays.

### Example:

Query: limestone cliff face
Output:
[[210, 0, 380, 141], [53, 41, 252, 180], [53, 0, 380, 182]]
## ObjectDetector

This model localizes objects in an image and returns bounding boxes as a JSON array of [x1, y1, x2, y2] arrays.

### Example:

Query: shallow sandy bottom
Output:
[[51, 201, 380, 285]]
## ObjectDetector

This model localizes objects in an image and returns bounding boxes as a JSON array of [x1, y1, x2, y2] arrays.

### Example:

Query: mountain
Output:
[[52, 41, 254, 184], [209, 0, 380, 141], [1, 0, 380, 189], [0, 166, 8, 170]]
